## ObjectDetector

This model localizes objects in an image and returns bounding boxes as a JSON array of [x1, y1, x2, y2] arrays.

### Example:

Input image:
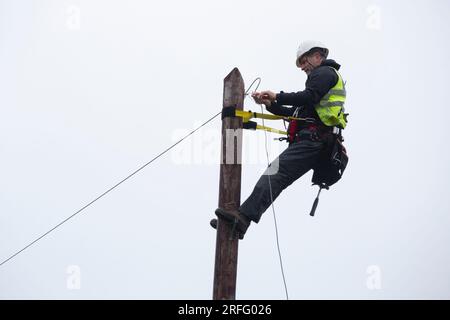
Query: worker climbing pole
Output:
[[211, 41, 350, 299], [211, 40, 349, 238]]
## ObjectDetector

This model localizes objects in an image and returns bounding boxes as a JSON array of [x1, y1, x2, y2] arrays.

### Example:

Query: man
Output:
[[213, 40, 347, 239]]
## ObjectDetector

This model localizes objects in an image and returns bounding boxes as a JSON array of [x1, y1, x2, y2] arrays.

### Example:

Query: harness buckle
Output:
[[332, 127, 341, 135]]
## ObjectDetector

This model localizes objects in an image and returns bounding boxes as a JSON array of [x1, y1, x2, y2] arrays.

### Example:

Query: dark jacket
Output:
[[267, 59, 341, 129]]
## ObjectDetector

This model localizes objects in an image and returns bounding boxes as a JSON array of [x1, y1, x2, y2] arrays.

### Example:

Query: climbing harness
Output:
[[221, 105, 316, 138]]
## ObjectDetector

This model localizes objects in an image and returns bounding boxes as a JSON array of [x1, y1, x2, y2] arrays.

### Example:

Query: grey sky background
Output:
[[1, 0, 449, 299]]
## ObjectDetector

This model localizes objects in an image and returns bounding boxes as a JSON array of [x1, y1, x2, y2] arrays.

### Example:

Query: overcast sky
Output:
[[1, 0, 449, 299]]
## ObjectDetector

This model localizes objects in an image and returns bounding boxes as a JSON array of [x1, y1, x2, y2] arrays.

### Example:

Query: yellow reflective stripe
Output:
[[319, 101, 344, 107], [328, 89, 346, 96], [323, 92, 346, 100]]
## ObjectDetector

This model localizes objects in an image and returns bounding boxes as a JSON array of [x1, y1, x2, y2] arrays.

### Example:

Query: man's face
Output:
[[298, 52, 323, 75]]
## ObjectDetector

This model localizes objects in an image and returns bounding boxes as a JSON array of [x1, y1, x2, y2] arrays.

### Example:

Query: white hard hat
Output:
[[296, 40, 329, 67]]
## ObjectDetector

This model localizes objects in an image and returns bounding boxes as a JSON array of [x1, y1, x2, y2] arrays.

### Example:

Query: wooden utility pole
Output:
[[213, 68, 245, 300]]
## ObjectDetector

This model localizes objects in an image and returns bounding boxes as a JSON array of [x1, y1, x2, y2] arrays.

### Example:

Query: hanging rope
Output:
[[244, 77, 290, 299]]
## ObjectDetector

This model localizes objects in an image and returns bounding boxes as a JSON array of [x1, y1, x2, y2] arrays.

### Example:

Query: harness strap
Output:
[[222, 106, 314, 137], [222, 106, 315, 123], [243, 121, 287, 135]]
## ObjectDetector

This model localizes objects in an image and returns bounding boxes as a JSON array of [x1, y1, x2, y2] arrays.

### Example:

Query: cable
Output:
[[258, 100, 289, 300], [0, 110, 222, 267], [245, 77, 261, 96], [1, 78, 261, 267]]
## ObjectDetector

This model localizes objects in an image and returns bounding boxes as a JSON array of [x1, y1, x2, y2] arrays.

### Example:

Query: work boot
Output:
[[214, 208, 250, 239], [210, 218, 244, 240], [210, 218, 218, 229]]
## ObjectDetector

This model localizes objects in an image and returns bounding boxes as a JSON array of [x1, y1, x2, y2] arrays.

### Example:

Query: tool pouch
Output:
[[312, 134, 348, 187]]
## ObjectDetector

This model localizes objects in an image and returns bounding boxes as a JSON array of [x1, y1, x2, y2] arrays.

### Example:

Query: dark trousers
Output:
[[239, 136, 325, 223]]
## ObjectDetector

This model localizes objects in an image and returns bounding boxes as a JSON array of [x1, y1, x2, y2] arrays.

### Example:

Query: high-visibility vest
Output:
[[315, 67, 347, 129]]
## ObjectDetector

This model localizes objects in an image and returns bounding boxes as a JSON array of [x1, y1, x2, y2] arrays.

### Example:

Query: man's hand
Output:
[[260, 90, 277, 102], [251, 92, 272, 107]]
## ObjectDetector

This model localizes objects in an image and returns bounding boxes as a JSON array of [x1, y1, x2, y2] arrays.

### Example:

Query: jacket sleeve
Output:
[[275, 67, 338, 107], [266, 101, 296, 117]]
